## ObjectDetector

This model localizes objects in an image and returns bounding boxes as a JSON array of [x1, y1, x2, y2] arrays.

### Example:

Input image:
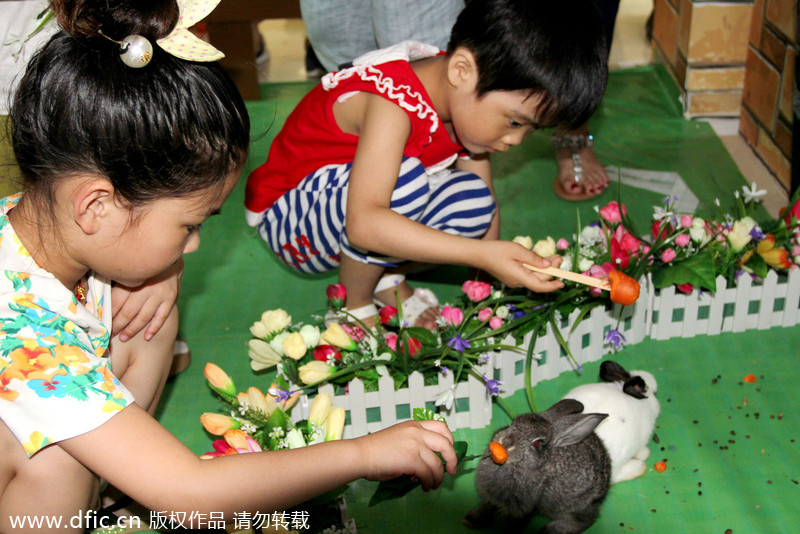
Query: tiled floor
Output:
[[256, 0, 789, 217]]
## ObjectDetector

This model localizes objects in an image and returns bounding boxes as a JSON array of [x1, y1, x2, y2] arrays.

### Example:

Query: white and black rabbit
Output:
[[563, 360, 660, 484], [464, 399, 610, 534]]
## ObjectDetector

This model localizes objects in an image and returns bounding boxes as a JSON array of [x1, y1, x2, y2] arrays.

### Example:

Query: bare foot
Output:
[[554, 143, 609, 199], [374, 279, 439, 330]]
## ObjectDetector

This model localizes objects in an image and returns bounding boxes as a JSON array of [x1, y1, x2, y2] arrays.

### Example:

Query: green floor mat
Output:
[[156, 65, 797, 532]]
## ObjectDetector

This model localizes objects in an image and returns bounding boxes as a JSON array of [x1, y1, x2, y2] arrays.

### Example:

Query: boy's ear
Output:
[[447, 46, 478, 88], [72, 179, 116, 235]]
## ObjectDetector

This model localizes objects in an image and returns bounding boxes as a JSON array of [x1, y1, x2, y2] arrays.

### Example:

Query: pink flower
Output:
[[313, 344, 342, 362], [462, 280, 492, 302], [599, 201, 626, 223], [477, 307, 493, 322], [782, 197, 800, 228], [385, 333, 398, 352], [489, 316, 503, 329], [326, 283, 347, 309], [676, 283, 693, 294], [661, 248, 677, 263], [584, 263, 614, 297], [614, 225, 641, 253], [680, 215, 693, 228], [556, 238, 569, 250], [341, 323, 366, 342], [610, 236, 630, 269], [441, 306, 464, 326], [675, 233, 691, 247]]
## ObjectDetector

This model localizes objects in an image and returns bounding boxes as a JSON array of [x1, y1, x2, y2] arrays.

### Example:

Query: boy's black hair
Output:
[[10, 0, 250, 208], [447, 0, 609, 129]]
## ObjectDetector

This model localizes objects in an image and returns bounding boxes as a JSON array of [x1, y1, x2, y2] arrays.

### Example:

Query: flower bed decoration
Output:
[[247, 184, 800, 437]]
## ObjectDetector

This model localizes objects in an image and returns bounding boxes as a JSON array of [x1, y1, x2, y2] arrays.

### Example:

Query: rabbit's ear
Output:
[[622, 376, 648, 399], [540, 399, 584, 422], [550, 413, 608, 448], [600, 360, 630, 383]]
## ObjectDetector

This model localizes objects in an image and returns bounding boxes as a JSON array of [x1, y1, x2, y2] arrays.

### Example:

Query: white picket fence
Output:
[[292, 269, 800, 438]]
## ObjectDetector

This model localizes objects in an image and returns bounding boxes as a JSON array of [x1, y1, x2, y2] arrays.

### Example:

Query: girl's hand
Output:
[[355, 420, 457, 491], [477, 241, 565, 293], [112, 258, 184, 342]]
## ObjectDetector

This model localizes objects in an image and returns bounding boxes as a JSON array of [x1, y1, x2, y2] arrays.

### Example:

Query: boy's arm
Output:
[[345, 94, 561, 293]]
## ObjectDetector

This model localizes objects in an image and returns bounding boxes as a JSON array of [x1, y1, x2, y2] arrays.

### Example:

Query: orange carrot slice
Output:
[[608, 269, 640, 306], [489, 441, 508, 464], [743, 374, 757, 383], [654, 460, 667, 472]]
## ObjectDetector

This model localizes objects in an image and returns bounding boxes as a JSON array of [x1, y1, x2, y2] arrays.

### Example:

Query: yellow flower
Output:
[[260, 309, 292, 335], [200, 413, 240, 435], [533, 236, 557, 258], [309, 392, 333, 426], [512, 235, 533, 249], [320, 322, 357, 350], [282, 332, 308, 360], [245, 387, 271, 415], [298, 360, 334, 385], [203, 363, 236, 396], [325, 407, 346, 441], [727, 217, 756, 252], [247, 339, 282, 371], [249, 320, 269, 339]]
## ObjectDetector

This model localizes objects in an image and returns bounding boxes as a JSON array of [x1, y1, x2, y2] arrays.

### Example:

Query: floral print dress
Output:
[[0, 194, 134, 456]]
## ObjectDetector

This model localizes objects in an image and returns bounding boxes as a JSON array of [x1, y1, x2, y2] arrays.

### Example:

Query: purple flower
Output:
[[446, 334, 471, 353], [508, 305, 526, 320], [440, 366, 450, 376], [482, 375, 503, 396], [604, 328, 626, 350], [750, 226, 765, 241], [268, 386, 293, 403], [479, 355, 490, 364]]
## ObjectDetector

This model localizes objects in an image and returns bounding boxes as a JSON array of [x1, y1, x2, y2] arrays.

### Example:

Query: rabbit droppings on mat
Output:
[[563, 360, 661, 484], [464, 399, 611, 534]]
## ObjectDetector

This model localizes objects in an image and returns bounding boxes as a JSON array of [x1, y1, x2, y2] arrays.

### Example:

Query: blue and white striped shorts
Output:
[[257, 157, 496, 274]]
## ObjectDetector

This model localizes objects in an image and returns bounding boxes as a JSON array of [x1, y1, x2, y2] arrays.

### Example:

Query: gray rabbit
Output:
[[463, 399, 611, 533]]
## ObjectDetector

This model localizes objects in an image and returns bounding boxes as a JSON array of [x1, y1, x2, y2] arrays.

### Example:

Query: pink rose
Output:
[[384, 333, 398, 352], [675, 233, 691, 247], [477, 307, 493, 322], [614, 225, 640, 253], [441, 306, 464, 326], [556, 238, 569, 250], [584, 263, 613, 298], [379, 305, 399, 326], [462, 280, 492, 302], [326, 283, 347, 309], [342, 323, 366, 342], [680, 215, 693, 228], [313, 345, 342, 362], [676, 283, 693, 294], [489, 316, 503, 329], [599, 201, 626, 223], [661, 248, 677, 263]]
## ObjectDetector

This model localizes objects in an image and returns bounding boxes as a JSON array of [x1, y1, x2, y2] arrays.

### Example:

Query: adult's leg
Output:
[[300, 0, 374, 72], [372, 0, 465, 50]]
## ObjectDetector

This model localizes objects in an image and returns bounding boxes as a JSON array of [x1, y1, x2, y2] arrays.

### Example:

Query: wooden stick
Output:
[[523, 263, 610, 290]]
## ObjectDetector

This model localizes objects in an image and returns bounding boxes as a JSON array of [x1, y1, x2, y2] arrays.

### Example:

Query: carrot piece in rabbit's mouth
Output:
[[489, 441, 508, 464]]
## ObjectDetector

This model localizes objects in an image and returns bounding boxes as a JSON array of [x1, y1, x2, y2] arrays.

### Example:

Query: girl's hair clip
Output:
[[100, 0, 224, 68]]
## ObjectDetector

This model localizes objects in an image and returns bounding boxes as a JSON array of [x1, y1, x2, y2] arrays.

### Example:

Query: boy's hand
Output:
[[111, 259, 184, 342], [356, 420, 457, 491], [477, 241, 565, 293]]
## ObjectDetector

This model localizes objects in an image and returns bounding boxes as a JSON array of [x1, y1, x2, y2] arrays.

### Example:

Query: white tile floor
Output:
[[257, 0, 789, 216]]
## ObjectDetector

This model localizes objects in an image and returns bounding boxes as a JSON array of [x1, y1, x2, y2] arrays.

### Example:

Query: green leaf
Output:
[[744, 252, 769, 278], [405, 326, 438, 346], [652, 251, 717, 291]]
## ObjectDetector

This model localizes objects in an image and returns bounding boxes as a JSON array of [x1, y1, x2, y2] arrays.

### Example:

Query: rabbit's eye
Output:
[[533, 438, 545, 449]]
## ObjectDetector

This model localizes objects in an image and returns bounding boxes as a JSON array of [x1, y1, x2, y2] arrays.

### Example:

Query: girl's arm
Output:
[[60, 404, 457, 516], [345, 95, 561, 292]]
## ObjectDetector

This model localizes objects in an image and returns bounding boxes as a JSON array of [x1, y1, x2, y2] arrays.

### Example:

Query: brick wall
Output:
[[739, 0, 796, 189], [652, 0, 754, 118]]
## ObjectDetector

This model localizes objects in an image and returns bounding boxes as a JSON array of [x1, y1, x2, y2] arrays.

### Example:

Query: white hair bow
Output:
[[157, 0, 224, 61]]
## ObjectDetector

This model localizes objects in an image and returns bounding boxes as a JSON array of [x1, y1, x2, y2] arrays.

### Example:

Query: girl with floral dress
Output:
[[0, 1, 456, 531], [245, 0, 609, 330]]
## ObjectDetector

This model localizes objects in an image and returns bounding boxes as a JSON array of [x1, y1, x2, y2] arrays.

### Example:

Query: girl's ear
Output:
[[447, 46, 479, 89], [73, 179, 116, 235]]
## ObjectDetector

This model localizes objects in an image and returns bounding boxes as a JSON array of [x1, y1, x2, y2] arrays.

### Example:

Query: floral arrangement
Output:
[[199, 363, 356, 533], [246, 184, 800, 413]]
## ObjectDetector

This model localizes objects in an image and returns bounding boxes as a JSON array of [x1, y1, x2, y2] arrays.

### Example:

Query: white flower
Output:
[[578, 256, 595, 272], [269, 331, 290, 356], [512, 235, 534, 249], [653, 205, 673, 221], [298, 324, 321, 347], [579, 225, 602, 244], [689, 217, 708, 243], [260, 309, 292, 335], [285, 428, 307, 449], [435, 386, 456, 411], [247, 339, 282, 371], [560, 256, 573, 272], [533, 236, 557, 258], [269, 427, 285, 439], [495, 306, 510, 319], [249, 320, 269, 339], [374, 352, 392, 378], [742, 182, 767, 203], [728, 217, 756, 252]]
